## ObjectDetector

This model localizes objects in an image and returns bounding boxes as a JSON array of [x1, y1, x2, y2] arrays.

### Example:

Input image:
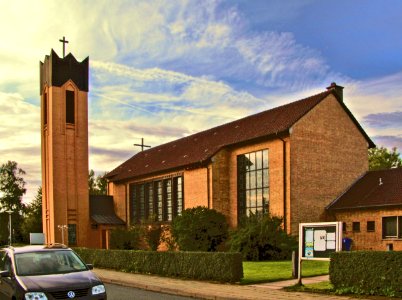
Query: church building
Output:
[[41, 47, 385, 249], [105, 83, 375, 237]]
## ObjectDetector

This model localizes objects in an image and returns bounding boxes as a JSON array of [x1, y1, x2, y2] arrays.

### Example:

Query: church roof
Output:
[[327, 168, 402, 210], [106, 87, 374, 182], [89, 195, 125, 225]]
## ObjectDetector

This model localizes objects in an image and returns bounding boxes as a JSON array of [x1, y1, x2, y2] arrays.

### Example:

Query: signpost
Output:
[[298, 222, 342, 284]]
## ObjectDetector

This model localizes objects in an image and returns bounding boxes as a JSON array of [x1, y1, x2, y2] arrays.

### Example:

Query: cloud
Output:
[[372, 135, 402, 151], [363, 111, 402, 128]]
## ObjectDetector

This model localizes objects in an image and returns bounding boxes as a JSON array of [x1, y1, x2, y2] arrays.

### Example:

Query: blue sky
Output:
[[0, 0, 401, 202]]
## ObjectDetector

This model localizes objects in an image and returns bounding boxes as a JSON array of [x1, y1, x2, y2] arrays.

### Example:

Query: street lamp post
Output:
[[58, 225, 68, 245], [6, 210, 13, 245]]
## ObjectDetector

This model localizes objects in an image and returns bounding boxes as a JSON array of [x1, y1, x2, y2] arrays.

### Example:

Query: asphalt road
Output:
[[105, 283, 199, 300]]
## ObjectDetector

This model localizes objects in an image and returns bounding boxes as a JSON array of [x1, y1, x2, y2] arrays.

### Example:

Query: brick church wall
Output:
[[227, 139, 287, 228], [289, 94, 369, 235], [333, 208, 402, 251]]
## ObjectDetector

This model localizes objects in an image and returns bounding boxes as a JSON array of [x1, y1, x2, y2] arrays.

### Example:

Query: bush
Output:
[[74, 248, 243, 283], [144, 224, 162, 251], [109, 227, 142, 250], [171, 206, 228, 252], [330, 251, 402, 297], [229, 212, 297, 261]]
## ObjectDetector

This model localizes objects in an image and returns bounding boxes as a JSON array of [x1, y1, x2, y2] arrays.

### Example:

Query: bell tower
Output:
[[40, 47, 90, 246]]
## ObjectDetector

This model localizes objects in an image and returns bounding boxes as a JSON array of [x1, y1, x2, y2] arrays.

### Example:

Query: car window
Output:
[[3, 255, 12, 273], [15, 250, 87, 276], [0, 250, 6, 270]]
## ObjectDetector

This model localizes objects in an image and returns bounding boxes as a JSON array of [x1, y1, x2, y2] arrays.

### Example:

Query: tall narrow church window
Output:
[[68, 224, 77, 245], [165, 180, 173, 221], [174, 177, 183, 216], [156, 181, 163, 221], [147, 183, 154, 220], [43, 93, 48, 126], [139, 185, 145, 221], [66, 90, 75, 124], [237, 149, 269, 220]]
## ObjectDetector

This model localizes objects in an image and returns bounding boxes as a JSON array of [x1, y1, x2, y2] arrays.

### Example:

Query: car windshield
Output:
[[15, 250, 88, 276]]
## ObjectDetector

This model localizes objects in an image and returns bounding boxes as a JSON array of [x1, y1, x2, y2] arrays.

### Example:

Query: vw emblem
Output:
[[67, 291, 75, 298]]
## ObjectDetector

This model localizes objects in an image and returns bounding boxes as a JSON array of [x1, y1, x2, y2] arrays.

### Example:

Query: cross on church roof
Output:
[[59, 36, 69, 58], [134, 138, 151, 152]]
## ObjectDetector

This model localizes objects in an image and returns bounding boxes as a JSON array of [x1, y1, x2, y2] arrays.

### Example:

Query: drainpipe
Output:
[[278, 136, 287, 233]]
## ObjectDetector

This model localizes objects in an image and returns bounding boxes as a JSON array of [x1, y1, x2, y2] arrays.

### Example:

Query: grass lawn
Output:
[[241, 260, 329, 285]]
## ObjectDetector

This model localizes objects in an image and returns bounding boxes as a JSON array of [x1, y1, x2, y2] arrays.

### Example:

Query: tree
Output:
[[229, 212, 297, 261], [88, 169, 107, 195], [368, 147, 402, 170], [171, 206, 228, 252], [0, 161, 26, 244], [21, 186, 43, 242]]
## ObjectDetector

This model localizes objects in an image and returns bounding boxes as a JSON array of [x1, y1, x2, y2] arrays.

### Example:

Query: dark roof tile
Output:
[[327, 168, 402, 210], [89, 195, 125, 225]]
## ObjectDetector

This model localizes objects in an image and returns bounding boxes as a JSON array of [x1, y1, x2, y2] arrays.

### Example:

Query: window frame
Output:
[[130, 176, 184, 224], [382, 216, 401, 239], [237, 149, 269, 221], [352, 222, 360, 232], [367, 221, 375, 232]]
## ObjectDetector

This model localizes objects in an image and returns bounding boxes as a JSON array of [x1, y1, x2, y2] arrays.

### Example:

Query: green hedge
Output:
[[330, 251, 402, 297], [74, 248, 243, 283]]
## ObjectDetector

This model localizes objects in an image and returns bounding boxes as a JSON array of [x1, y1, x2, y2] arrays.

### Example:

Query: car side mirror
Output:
[[0, 270, 10, 278], [86, 264, 94, 270]]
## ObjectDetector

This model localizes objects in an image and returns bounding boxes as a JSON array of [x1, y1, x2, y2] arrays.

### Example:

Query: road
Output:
[[105, 283, 199, 300]]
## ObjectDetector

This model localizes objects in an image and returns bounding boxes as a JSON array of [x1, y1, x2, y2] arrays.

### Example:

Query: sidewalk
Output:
[[94, 268, 369, 300]]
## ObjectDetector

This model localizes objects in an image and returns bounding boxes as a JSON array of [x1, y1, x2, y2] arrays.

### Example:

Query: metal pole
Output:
[[6, 210, 13, 245]]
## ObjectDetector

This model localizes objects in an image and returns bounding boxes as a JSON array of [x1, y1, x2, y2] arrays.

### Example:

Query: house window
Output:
[[352, 222, 360, 232], [342, 222, 347, 232], [367, 221, 375, 232], [237, 149, 269, 219], [66, 90, 75, 124], [68, 224, 77, 245], [382, 216, 402, 239], [130, 176, 183, 223]]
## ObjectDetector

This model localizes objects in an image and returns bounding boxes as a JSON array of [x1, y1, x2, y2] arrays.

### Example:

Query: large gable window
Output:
[[130, 176, 184, 223], [237, 149, 269, 219], [382, 216, 402, 239]]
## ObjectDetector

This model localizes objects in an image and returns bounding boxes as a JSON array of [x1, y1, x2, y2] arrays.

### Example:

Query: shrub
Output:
[[171, 206, 228, 252], [74, 248, 243, 283], [109, 226, 142, 250], [144, 224, 162, 251], [229, 212, 297, 261], [330, 251, 402, 297]]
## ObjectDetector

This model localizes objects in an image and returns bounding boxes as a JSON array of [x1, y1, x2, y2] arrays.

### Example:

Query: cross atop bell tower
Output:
[[40, 48, 90, 247], [59, 36, 69, 58]]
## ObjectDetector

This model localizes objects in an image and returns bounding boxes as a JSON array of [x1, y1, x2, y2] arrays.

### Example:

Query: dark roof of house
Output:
[[106, 88, 375, 182], [327, 168, 402, 210], [89, 195, 125, 225]]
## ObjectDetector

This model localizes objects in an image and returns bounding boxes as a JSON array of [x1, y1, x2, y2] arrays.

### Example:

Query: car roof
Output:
[[3, 244, 71, 254]]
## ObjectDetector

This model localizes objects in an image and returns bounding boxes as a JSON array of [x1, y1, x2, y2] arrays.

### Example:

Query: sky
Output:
[[1, 0, 401, 203]]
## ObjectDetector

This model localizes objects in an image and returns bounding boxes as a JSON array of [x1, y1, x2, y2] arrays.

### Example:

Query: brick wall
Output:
[[227, 139, 287, 228], [332, 208, 402, 251], [290, 94, 369, 235]]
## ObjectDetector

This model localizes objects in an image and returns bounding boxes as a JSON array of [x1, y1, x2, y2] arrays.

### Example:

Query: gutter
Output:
[[277, 134, 288, 233]]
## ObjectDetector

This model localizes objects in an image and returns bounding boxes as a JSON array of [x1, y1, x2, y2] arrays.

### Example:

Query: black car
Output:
[[0, 244, 107, 300]]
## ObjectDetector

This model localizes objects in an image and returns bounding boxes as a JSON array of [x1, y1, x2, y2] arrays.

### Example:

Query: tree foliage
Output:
[[171, 206, 228, 252], [229, 213, 297, 261], [21, 186, 43, 242], [369, 146, 402, 170], [88, 169, 107, 195], [0, 161, 26, 244]]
